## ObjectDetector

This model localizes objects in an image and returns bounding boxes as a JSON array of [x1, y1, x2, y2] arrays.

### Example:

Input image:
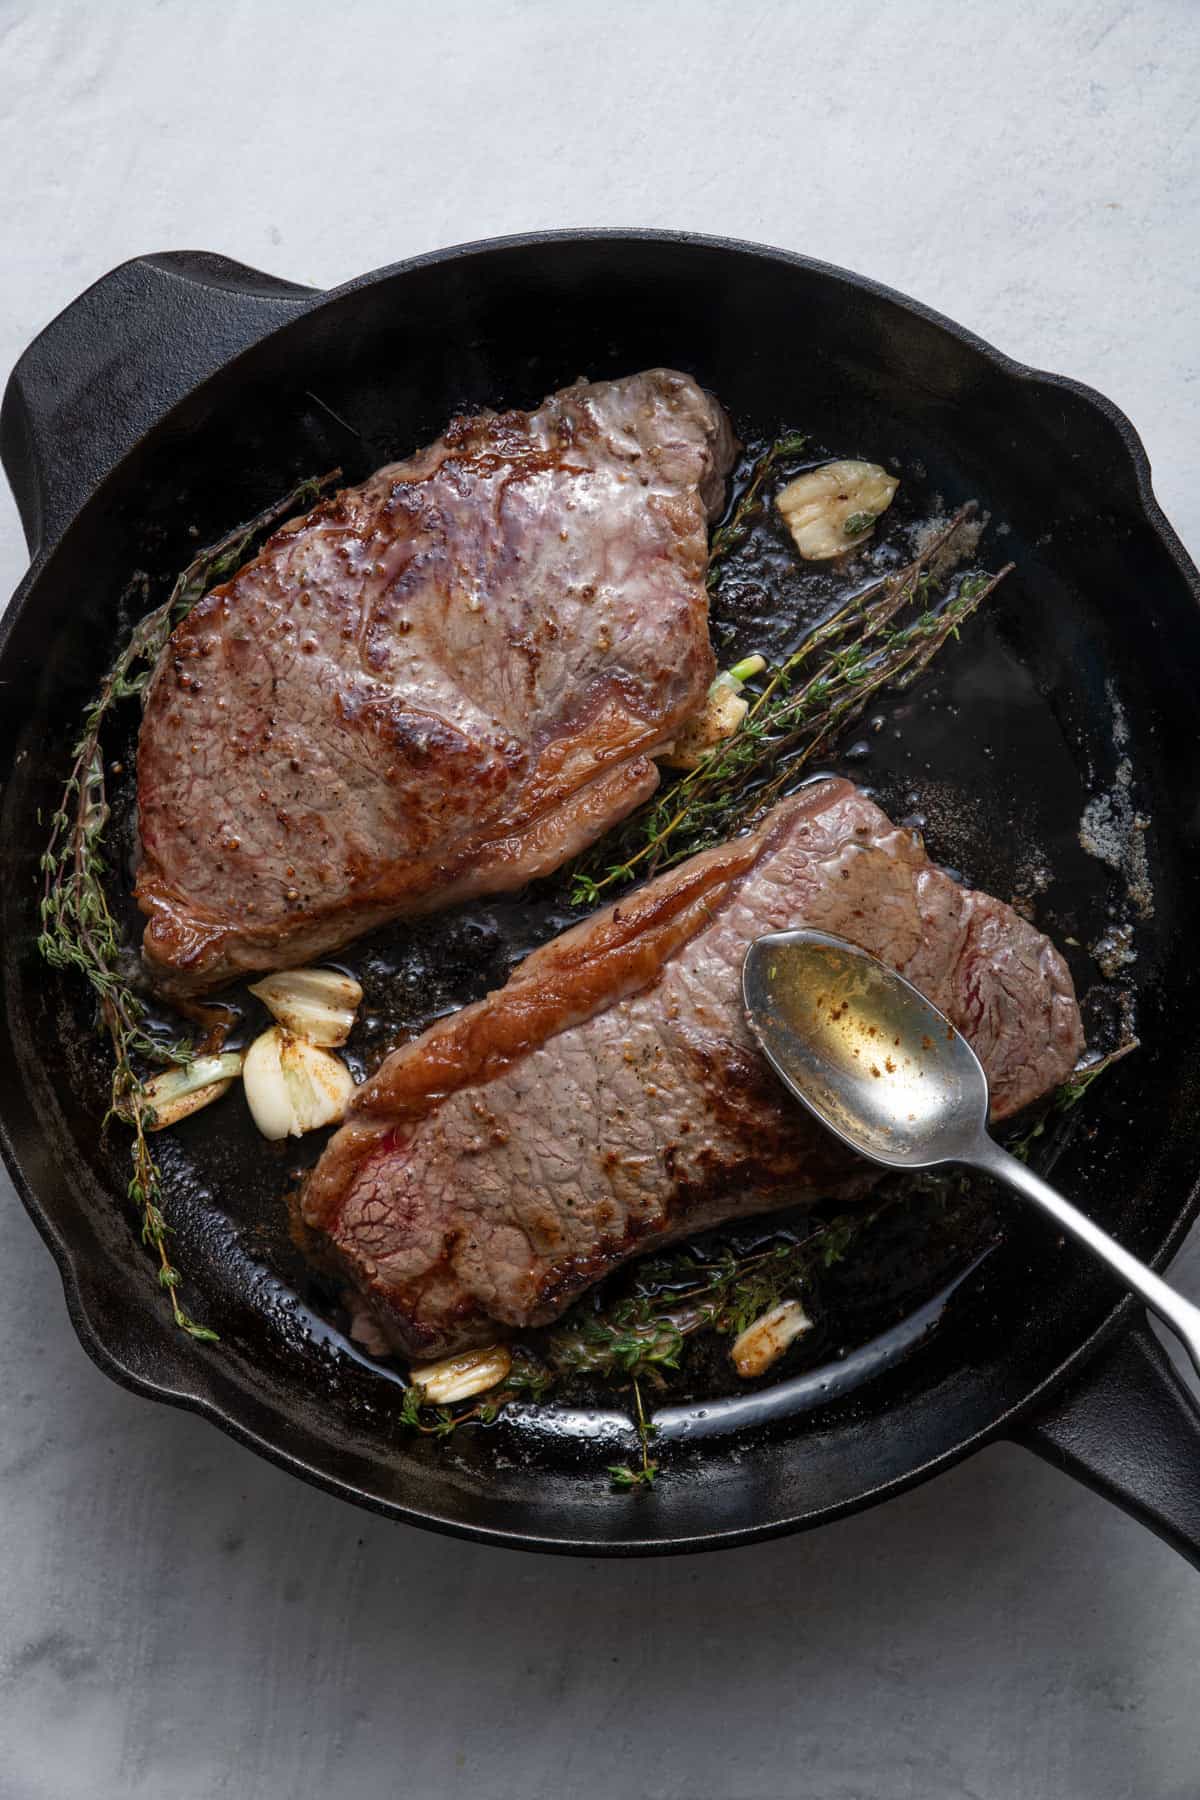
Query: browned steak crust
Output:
[[302, 779, 1084, 1358], [136, 370, 735, 991]]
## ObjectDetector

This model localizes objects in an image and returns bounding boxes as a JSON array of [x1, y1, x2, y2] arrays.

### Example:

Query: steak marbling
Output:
[[136, 370, 735, 991], [302, 779, 1084, 1358]]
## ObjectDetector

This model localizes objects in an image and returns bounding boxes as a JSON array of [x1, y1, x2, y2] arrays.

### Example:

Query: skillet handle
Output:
[[1, 251, 317, 559], [1014, 1317, 1200, 1569]]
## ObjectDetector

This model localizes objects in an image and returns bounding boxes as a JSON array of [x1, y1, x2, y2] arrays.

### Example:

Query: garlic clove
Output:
[[409, 1343, 513, 1405], [730, 1298, 813, 1378], [247, 967, 363, 1047], [661, 653, 767, 770], [142, 1053, 244, 1131], [243, 1026, 355, 1140], [777, 460, 899, 560]]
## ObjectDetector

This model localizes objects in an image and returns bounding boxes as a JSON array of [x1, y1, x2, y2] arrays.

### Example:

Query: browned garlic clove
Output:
[[661, 655, 767, 770], [777, 460, 899, 559], [409, 1344, 513, 1404], [143, 1053, 244, 1131], [730, 1298, 813, 1378], [243, 1026, 355, 1140], [247, 967, 363, 1047]]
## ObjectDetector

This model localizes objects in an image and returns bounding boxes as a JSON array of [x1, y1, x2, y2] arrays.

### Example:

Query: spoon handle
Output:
[[971, 1138, 1200, 1382]]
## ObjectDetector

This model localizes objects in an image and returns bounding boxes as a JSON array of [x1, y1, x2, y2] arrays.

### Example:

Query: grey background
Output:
[[2, 3, 1199, 1796]]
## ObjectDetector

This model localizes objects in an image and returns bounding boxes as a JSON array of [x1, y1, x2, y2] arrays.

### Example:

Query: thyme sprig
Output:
[[706, 431, 809, 587], [37, 471, 339, 1338], [569, 502, 1013, 906], [1009, 1040, 1139, 1163], [543, 1224, 847, 1381], [608, 1378, 659, 1490], [396, 1203, 883, 1473]]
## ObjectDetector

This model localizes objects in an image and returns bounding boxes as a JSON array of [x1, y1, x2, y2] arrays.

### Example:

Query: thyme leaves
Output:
[[394, 1204, 889, 1472], [568, 486, 1012, 907], [37, 471, 340, 1338], [706, 431, 809, 583], [607, 1377, 659, 1490], [1009, 1040, 1139, 1164]]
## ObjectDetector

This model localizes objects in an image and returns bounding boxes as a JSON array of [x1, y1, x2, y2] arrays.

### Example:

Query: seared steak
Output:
[[136, 370, 735, 991], [302, 779, 1083, 1358]]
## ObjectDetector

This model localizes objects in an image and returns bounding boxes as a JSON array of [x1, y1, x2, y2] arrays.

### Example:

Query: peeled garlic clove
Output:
[[243, 1026, 355, 1140], [663, 682, 748, 770], [409, 1344, 513, 1405], [661, 654, 767, 770], [731, 1298, 813, 1378], [247, 967, 363, 1047], [143, 1054, 244, 1131], [777, 460, 899, 560]]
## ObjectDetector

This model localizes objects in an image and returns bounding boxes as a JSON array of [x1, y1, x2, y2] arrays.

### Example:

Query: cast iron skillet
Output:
[[3, 231, 1200, 1560]]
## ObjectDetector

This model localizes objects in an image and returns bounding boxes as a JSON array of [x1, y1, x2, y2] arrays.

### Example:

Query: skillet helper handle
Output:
[[1, 250, 317, 559], [1014, 1319, 1200, 1571]]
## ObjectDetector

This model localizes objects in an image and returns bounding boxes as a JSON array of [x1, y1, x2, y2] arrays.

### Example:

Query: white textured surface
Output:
[[2, 3, 1199, 1795]]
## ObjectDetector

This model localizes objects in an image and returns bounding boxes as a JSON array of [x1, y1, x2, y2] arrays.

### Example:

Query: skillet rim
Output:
[[2, 226, 1199, 1555]]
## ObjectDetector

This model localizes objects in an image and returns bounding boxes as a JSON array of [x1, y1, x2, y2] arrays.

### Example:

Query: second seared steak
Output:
[[301, 779, 1084, 1358], [136, 370, 735, 991]]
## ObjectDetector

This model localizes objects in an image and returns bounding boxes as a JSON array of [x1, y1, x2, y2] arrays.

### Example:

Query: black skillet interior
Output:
[[3, 233, 1200, 1555]]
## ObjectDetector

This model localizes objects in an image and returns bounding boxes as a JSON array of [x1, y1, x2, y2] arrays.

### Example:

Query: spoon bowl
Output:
[[742, 929, 988, 1167]]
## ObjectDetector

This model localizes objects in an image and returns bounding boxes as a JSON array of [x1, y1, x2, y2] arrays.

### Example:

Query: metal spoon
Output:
[[743, 927, 1200, 1379]]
